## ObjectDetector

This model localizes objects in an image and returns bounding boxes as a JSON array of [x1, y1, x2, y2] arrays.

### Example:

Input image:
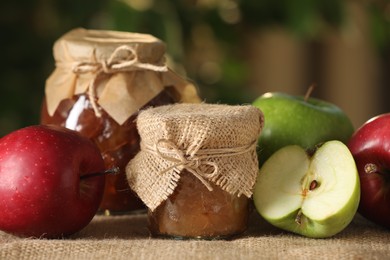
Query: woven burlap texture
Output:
[[126, 103, 264, 211], [1, 213, 389, 260]]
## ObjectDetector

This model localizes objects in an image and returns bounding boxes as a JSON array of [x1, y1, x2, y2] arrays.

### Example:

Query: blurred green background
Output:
[[1, 0, 390, 136]]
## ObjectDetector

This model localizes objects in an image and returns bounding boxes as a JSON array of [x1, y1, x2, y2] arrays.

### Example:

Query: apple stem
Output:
[[295, 209, 303, 225], [304, 83, 316, 102], [364, 163, 377, 174], [80, 167, 120, 180]]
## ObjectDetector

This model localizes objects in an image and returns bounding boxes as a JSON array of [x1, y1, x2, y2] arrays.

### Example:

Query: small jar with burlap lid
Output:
[[126, 103, 264, 239], [40, 28, 200, 215]]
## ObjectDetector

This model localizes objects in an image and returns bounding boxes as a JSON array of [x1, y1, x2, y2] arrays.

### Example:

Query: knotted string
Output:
[[56, 45, 168, 117], [142, 139, 257, 191]]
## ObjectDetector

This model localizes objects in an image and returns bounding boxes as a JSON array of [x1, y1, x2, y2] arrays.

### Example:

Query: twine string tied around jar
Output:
[[58, 45, 168, 117], [142, 139, 258, 191]]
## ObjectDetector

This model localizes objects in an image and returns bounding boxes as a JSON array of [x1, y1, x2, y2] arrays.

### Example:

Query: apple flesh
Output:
[[253, 140, 360, 238], [252, 92, 354, 166], [348, 113, 390, 229], [0, 125, 105, 238]]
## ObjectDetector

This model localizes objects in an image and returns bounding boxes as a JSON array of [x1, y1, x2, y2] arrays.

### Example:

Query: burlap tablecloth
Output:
[[0, 211, 389, 260]]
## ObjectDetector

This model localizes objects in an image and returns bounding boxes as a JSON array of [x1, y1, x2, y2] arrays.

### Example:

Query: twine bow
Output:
[[58, 45, 168, 117], [154, 139, 219, 191], [142, 139, 257, 191]]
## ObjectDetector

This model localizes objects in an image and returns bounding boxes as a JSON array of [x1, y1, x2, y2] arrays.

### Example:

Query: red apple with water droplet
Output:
[[0, 125, 105, 238]]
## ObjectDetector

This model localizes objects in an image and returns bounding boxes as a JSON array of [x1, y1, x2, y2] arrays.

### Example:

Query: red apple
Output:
[[0, 125, 105, 238], [348, 113, 390, 228]]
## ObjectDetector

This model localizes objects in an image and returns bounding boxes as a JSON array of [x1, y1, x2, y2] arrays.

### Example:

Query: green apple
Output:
[[252, 92, 354, 166], [253, 140, 360, 238]]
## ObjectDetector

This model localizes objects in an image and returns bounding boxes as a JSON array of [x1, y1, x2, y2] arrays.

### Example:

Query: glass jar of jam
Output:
[[126, 103, 264, 239], [41, 28, 200, 214], [41, 89, 178, 213], [148, 169, 250, 239]]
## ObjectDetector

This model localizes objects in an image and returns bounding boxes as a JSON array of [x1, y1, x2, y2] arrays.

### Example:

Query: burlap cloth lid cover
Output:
[[45, 28, 200, 125], [126, 103, 264, 211]]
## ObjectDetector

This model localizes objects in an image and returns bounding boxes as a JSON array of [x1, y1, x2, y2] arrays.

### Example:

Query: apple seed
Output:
[[309, 180, 318, 190]]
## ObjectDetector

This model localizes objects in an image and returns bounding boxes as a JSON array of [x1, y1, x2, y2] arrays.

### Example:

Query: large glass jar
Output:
[[41, 89, 178, 213], [126, 103, 264, 239], [41, 28, 200, 214]]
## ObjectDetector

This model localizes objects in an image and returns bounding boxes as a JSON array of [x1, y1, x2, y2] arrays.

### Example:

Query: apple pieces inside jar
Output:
[[253, 140, 360, 238]]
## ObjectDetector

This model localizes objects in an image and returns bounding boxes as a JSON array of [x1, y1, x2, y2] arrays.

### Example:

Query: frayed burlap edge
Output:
[[126, 103, 264, 211]]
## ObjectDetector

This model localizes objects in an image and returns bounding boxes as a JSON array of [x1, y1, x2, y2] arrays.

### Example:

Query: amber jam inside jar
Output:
[[41, 88, 179, 214], [148, 169, 250, 239]]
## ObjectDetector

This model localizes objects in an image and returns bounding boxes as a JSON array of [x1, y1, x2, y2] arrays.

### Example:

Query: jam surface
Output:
[[148, 170, 250, 239], [41, 89, 178, 213]]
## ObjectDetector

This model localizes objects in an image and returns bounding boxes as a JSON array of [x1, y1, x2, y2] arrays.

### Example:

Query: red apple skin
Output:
[[348, 113, 390, 228], [0, 125, 105, 238]]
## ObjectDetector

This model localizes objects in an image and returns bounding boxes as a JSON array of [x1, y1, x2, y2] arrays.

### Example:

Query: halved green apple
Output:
[[253, 140, 360, 238]]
